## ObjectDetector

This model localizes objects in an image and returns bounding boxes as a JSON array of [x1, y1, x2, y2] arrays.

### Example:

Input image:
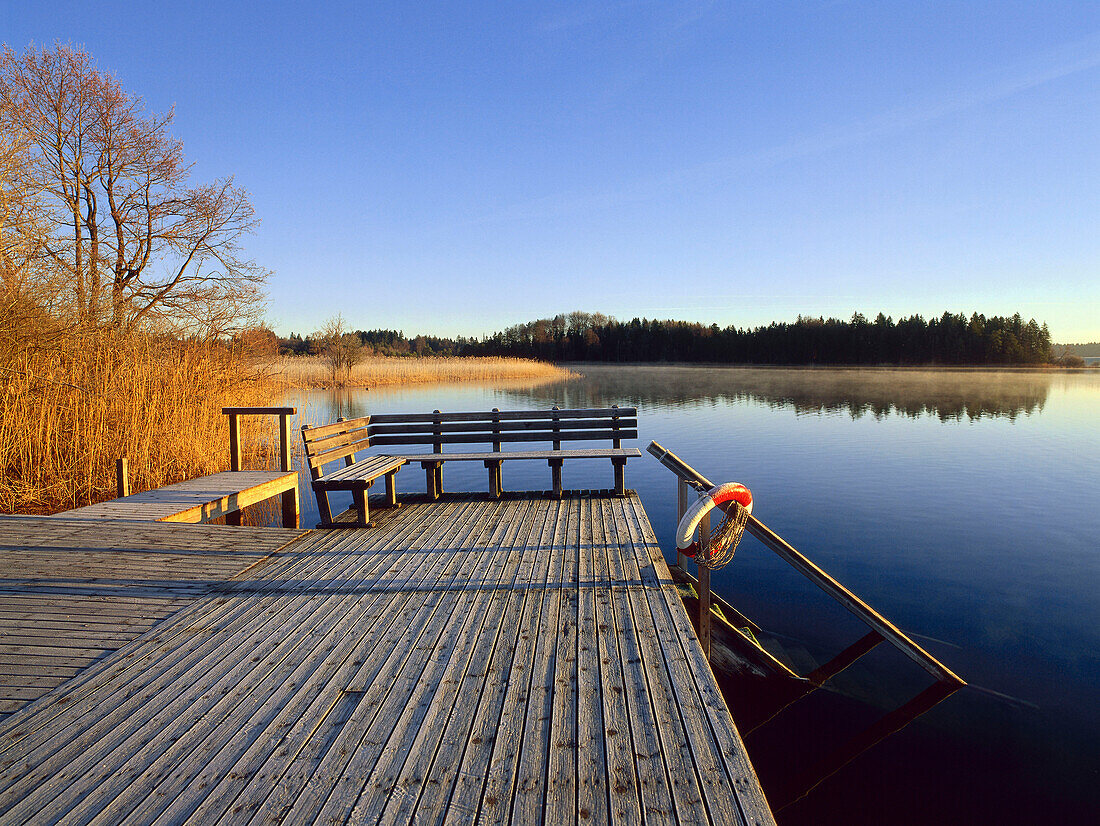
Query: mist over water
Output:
[[285, 365, 1100, 824], [506, 363, 1059, 421]]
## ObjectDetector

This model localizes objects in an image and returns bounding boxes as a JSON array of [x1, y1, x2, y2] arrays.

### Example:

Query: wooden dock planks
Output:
[[0, 516, 305, 721], [0, 494, 773, 825]]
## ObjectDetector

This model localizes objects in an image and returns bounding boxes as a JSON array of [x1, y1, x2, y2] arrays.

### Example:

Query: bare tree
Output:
[[314, 315, 362, 386], [0, 87, 68, 360], [0, 96, 43, 291], [0, 44, 268, 336]]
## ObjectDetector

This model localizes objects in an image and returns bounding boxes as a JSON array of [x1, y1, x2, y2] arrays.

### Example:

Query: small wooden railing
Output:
[[114, 407, 298, 496], [647, 441, 964, 687], [221, 406, 298, 527], [222, 406, 296, 473]]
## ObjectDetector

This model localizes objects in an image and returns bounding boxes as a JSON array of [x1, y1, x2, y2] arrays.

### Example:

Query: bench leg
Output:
[[424, 462, 439, 500], [435, 463, 444, 495], [281, 486, 299, 529], [315, 486, 334, 526], [485, 460, 503, 498], [226, 509, 243, 526], [353, 487, 370, 527], [612, 458, 626, 496], [548, 459, 563, 498], [384, 471, 398, 507]]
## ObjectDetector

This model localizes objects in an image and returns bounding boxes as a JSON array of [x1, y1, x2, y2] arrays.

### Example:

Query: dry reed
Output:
[[268, 354, 572, 388], [0, 332, 277, 514]]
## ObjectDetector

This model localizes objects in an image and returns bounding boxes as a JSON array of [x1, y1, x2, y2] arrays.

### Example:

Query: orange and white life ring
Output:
[[676, 482, 753, 552]]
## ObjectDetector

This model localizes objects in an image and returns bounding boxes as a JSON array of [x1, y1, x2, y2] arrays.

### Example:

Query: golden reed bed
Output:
[[268, 355, 572, 388], [1, 343, 570, 515], [0, 335, 278, 515]]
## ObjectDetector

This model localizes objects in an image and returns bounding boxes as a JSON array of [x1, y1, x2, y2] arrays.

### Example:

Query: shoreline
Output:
[[266, 355, 576, 389], [560, 361, 1097, 374]]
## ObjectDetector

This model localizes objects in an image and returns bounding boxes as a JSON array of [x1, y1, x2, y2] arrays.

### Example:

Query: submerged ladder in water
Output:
[[648, 440, 966, 811]]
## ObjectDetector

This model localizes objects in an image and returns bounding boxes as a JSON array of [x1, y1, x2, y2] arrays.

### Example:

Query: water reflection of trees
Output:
[[501, 365, 1053, 422]]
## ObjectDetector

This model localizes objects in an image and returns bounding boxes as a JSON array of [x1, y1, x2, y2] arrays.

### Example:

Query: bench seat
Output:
[[315, 455, 407, 487], [307, 452, 405, 527]]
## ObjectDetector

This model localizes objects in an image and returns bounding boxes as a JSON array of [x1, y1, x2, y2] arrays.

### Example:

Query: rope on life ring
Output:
[[676, 482, 753, 568]]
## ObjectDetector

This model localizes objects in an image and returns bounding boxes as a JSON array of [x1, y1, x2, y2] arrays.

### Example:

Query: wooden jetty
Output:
[[60, 470, 300, 527], [0, 492, 776, 825], [61, 407, 301, 529]]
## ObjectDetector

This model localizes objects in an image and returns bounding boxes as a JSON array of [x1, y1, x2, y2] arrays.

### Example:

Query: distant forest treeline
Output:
[[282, 311, 1055, 365], [1060, 342, 1100, 357], [280, 329, 477, 358], [475, 312, 1052, 365]]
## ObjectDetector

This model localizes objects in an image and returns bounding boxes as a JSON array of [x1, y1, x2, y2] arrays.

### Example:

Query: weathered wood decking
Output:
[[59, 470, 300, 526], [0, 493, 774, 825], [0, 517, 306, 722]]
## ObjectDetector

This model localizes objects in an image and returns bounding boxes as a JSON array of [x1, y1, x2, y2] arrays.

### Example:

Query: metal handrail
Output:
[[648, 440, 964, 686]]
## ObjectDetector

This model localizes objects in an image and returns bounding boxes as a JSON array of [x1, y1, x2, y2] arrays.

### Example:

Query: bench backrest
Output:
[[301, 416, 372, 477], [366, 407, 637, 452], [302, 407, 637, 470]]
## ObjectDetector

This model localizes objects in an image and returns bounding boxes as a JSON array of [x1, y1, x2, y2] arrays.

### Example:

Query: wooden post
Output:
[[281, 485, 299, 529], [384, 471, 398, 507], [228, 412, 242, 472], [551, 406, 561, 450], [316, 475, 334, 526], [485, 460, 503, 498], [698, 509, 712, 661], [611, 404, 627, 493], [612, 458, 626, 496], [115, 458, 130, 499], [227, 414, 244, 519], [279, 412, 291, 472], [488, 409, 503, 498], [549, 458, 563, 498], [432, 410, 443, 495], [353, 487, 370, 527], [424, 461, 439, 500], [279, 412, 296, 527]]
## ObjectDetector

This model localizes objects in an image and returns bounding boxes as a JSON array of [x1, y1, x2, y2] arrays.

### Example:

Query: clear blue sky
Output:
[[5, 1, 1099, 341]]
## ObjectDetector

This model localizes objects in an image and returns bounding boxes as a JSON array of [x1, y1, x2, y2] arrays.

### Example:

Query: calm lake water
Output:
[[280, 365, 1100, 824]]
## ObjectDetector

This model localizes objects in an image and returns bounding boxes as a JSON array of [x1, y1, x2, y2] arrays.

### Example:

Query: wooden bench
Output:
[[301, 407, 640, 519], [301, 418, 406, 526]]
